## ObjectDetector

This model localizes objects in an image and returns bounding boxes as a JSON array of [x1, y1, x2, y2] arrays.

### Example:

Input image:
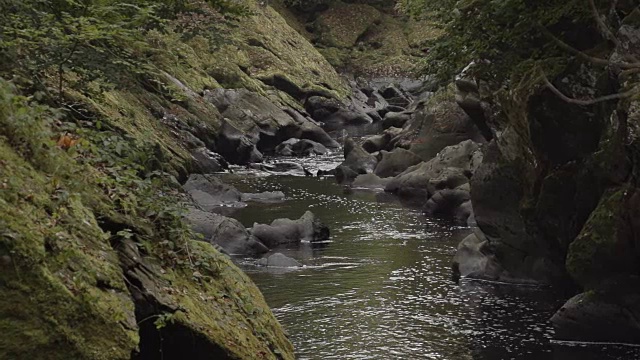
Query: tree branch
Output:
[[542, 27, 640, 70], [540, 69, 639, 106]]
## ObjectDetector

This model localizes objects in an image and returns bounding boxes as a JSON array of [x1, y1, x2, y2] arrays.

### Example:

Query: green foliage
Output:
[[396, 0, 609, 84]]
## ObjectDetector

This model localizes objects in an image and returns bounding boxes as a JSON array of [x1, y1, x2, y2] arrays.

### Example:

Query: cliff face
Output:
[[452, 4, 640, 342]]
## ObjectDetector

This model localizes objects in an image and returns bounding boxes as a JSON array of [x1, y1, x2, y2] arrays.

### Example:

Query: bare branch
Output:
[[588, 0, 640, 63], [542, 27, 640, 70], [540, 69, 639, 106]]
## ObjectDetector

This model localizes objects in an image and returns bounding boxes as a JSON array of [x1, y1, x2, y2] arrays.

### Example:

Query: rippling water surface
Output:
[[220, 159, 640, 360]]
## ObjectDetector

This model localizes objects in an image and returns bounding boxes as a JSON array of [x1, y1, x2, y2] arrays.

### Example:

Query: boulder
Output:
[[275, 138, 328, 157], [241, 191, 286, 203], [423, 185, 472, 224], [257, 253, 302, 268], [190, 147, 227, 174], [385, 140, 480, 202], [362, 133, 390, 153], [340, 137, 378, 175], [256, 161, 308, 176], [185, 208, 268, 256], [251, 211, 330, 248], [374, 148, 423, 178], [382, 111, 411, 129], [404, 95, 486, 161], [183, 174, 243, 211], [451, 233, 506, 282], [305, 95, 374, 131], [551, 287, 640, 344], [352, 173, 392, 189], [215, 119, 263, 165]]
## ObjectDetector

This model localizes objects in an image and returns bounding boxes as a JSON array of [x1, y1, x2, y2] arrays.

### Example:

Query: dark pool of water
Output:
[[220, 169, 640, 360]]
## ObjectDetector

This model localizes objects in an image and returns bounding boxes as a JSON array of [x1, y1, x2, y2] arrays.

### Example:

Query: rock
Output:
[[374, 148, 423, 178], [352, 173, 392, 189], [455, 63, 495, 141], [185, 208, 268, 256], [275, 138, 328, 157], [207, 89, 337, 163], [551, 288, 640, 344], [362, 133, 391, 153], [191, 147, 227, 174], [241, 191, 286, 203], [340, 137, 378, 175], [335, 165, 359, 184], [183, 174, 243, 211], [251, 211, 330, 248], [257, 253, 302, 268], [385, 140, 481, 203], [305, 95, 374, 131], [382, 111, 411, 129], [214, 119, 263, 165], [403, 94, 486, 161], [423, 186, 472, 224], [258, 161, 306, 175], [452, 233, 506, 282]]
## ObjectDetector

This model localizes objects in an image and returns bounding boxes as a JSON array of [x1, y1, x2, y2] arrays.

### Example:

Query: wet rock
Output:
[[257, 253, 302, 268], [352, 173, 392, 189], [215, 119, 263, 165], [403, 96, 486, 161], [335, 165, 359, 184], [341, 137, 378, 174], [423, 185, 472, 224], [551, 286, 640, 344], [374, 148, 423, 178], [362, 133, 391, 153], [183, 174, 243, 211], [241, 191, 286, 203], [382, 111, 411, 129], [185, 208, 268, 256], [191, 147, 227, 174], [251, 211, 330, 248], [385, 140, 481, 203], [305, 95, 374, 131], [275, 138, 328, 157], [452, 233, 505, 282], [257, 161, 306, 176]]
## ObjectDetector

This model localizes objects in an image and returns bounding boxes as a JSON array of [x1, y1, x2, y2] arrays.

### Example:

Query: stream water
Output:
[[219, 153, 640, 360]]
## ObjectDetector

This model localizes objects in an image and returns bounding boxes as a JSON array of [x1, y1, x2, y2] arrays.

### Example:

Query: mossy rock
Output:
[[0, 81, 294, 359], [314, 2, 383, 48], [566, 187, 637, 289]]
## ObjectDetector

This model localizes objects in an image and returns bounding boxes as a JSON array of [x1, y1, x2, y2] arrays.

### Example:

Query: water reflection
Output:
[[221, 174, 640, 360]]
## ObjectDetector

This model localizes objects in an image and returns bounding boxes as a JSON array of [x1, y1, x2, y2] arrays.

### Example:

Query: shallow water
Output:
[[220, 164, 640, 360]]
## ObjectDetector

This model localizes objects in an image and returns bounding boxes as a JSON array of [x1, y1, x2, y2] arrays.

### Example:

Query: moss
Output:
[[566, 187, 630, 289], [0, 80, 294, 359], [155, 241, 294, 360], [314, 2, 383, 48], [0, 142, 138, 360]]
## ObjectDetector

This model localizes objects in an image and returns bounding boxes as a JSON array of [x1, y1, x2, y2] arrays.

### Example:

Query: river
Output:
[[219, 154, 640, 360]]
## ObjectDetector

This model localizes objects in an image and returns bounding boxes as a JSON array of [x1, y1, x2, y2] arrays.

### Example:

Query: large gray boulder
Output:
[[385, 140, 481, 202], [305, 95, 374, 131], [551, 284, 640, 344], [275, 138, 328, 157], [183, 174, 243, 211], [185, 208, 268, 256], [352, 173, 392, 189], [452, 233, 505, 282], [190, 147, 227, 174], [335, 138, 378, 184], [251, 211, 330, 248], [401, 95, 486, 161], [206, 89, 337, 163], [257, 253, 302, 268], [374, 148, 423, 178]]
